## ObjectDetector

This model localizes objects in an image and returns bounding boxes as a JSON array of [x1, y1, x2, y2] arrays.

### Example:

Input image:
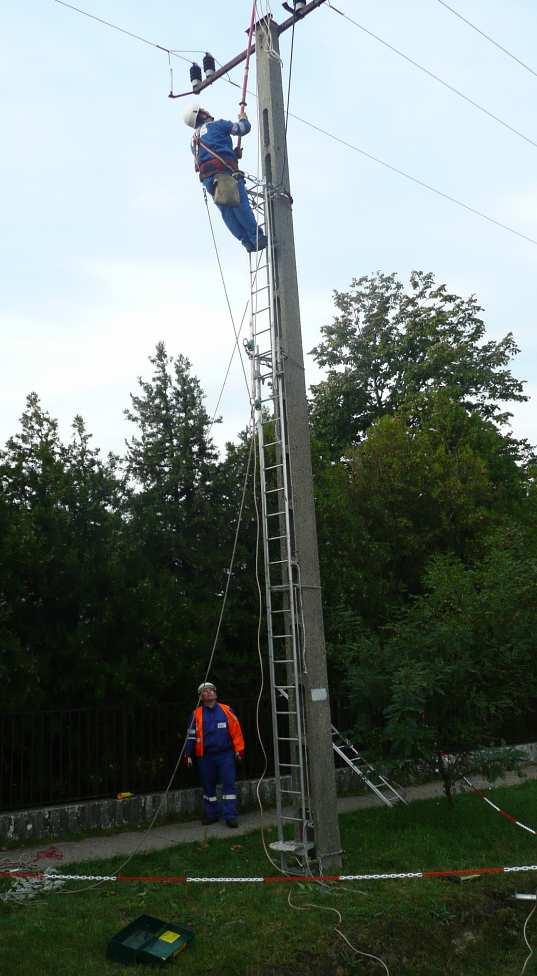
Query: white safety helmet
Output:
[[198, 681, 217, 695], [183, 102, 206, 129]]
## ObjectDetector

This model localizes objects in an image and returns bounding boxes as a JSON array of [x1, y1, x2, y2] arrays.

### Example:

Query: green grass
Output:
[[2, 781, 537, 975]]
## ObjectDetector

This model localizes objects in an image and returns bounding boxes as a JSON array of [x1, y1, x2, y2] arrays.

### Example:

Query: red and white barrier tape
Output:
[[463, 777, 537, 837], [2, 864, 537, 885]]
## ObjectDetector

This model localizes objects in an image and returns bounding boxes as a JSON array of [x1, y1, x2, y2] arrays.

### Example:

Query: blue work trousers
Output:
[[198, 750, 238, 821], [202, 175, 260, 249]]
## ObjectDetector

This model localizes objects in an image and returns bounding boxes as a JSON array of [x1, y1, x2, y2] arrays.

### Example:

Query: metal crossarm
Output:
[[245, 175, 313, 871]]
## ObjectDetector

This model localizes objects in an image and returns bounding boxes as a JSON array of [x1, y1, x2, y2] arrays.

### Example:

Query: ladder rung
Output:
[[277, 736, 300, 742], [253, 305, 271, 315], [266, 511, 285, 518], [273, 659, 294, 664], [258, 395, 275, 404], [281, 815, 304, 822], [272, 634, 293, 639], [280, 789, 303, 796], [278, 762, 301, 768], [268, 559, 288, 565], [264, 441, 282, 449], [276, 709, 297, 715], [270, 608, 291, 613], [268, 535, 287, 542], [264, 463, 283, 472], [270, 584, 293, 591], [265, 487, 285, 494], [253, 326, 271, 337]]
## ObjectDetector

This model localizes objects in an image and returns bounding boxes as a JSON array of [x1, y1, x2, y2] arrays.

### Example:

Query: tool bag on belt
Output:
[[213, 172, 241, 207]]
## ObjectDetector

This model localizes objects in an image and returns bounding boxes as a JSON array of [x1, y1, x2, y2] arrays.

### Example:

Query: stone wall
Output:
[[2, 742, 535, 844]]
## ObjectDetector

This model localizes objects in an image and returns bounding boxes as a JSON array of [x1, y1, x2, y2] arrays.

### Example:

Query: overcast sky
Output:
[[2, 0, 536, 459]]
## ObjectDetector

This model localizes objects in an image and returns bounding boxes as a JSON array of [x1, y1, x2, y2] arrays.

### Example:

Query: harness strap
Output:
[[193, 133, 238, 176]]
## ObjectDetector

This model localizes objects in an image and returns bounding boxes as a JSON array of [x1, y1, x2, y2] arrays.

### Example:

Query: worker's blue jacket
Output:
[[191, 117, 251, 180], [185, 702, 245, 759]]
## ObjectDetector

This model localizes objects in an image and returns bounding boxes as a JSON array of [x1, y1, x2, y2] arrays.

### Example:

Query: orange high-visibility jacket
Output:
[[193, 703, 245, 758]]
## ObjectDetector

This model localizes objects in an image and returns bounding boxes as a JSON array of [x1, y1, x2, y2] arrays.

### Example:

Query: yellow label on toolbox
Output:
[[159, 930, 180, 944]]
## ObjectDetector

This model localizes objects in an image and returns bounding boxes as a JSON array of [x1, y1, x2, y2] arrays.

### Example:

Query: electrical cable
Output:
[[519, 890, 537, 976], [434, 0, 537, 81], [52, 0, 189, 59], [287, 887, 392, 974], [286, 109, 537, 248], [203, 191, 252, 400], [273, 2, 296, 191], [207, 297, 250, 436], [327, 1, 537, 153]]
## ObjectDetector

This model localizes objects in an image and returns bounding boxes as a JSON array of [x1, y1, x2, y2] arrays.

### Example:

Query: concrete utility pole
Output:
[[255, 16, 342, 873]]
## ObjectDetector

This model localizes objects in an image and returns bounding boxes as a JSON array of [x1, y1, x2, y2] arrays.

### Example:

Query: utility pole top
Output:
[[170, 1, 328, 100]]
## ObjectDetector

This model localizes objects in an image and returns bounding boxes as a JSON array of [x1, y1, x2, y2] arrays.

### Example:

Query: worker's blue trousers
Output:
[[198, 750, 238, 821], [203, 175, 261, 249]]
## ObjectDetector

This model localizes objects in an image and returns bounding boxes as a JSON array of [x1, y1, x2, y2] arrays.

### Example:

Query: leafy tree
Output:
[[310, 271, 527, 459], [0, 395, 124, 707], [317, 391, 528, 634], [123, 343, 226, 698], [343, 527, 537, 798]]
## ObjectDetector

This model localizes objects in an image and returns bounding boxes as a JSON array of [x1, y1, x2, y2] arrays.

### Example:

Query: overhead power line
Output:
[[287, 109, 537, 248], [435, 0, 537, 81], [52, 0, 197, 63], [327, 2, 537, 152], [51, 0, 537, 249]]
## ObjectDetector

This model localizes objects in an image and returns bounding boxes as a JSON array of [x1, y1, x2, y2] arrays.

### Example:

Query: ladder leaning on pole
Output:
[[245, 176, 314, 872]]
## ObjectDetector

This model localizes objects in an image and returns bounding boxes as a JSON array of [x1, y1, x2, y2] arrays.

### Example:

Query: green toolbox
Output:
[[107, 914, 194, 966]]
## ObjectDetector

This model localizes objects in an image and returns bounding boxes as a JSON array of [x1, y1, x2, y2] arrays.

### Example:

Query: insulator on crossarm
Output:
[[203, 52, 216, 79], [294, 1, 307, 9], [190, 63, 202, 93]]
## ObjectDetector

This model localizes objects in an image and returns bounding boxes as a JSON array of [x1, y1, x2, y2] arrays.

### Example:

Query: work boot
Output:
[[244, 233, 268, 253], [225, 818, 238, 828]]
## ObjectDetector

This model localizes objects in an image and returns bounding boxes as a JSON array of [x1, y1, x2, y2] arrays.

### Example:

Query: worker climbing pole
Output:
[[180, 5, 267, 254], [173, 0, 342, 875]]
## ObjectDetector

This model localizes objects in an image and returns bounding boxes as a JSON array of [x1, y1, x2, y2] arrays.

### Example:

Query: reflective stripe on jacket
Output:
[[191, 702, 245, 758]]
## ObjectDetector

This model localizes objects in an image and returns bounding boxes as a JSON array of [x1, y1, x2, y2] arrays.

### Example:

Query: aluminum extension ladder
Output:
[[245, 176, 314, 871], [331, 726, 407, 807]]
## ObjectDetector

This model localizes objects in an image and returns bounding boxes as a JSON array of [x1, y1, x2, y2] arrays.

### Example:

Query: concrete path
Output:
[[2, 766, 535, 869]]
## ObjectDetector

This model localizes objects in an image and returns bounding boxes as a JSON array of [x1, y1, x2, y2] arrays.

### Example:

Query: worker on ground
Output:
[[184, 102, 268, 254], [184, 682, 245, 828]]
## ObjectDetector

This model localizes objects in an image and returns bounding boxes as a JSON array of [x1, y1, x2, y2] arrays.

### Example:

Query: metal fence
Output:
[[0, 699, 274, 812]]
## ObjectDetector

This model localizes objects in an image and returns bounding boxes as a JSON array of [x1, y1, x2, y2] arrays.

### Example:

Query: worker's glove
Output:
[[235, 752, 243, 762], [184, 756, 193, 768]]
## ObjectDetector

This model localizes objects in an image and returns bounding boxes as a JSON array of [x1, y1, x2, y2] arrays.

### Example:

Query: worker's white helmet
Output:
[[183, 102, 204, 128], [198, 681, 217, 695]]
